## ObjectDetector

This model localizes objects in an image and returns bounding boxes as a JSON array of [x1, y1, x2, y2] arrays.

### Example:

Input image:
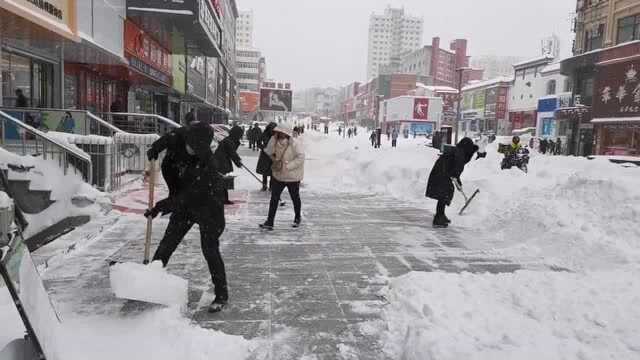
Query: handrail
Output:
[[0, 110, 93, 182], [0, 107, 124, 136], [86, 112, 124, 134], [103, 112, 181, 128]]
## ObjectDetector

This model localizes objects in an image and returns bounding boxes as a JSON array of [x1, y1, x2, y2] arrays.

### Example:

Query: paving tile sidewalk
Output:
[[37, 151, 531, 359]]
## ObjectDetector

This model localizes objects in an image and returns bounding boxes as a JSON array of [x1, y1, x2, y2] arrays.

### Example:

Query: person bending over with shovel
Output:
[[425, 137, 478, 228], [144, 121, 229, 313]]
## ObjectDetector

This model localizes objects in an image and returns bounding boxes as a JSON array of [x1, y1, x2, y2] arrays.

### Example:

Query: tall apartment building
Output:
[[398, 37, 484, 88], [236, 49, 261, 92], [367, 6, 423, 80], [236, 10, 254, 49]]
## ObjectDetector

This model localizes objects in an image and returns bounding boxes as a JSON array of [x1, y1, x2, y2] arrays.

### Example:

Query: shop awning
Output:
[[592, 117, 640, 124], [127, 0, 223, 58]]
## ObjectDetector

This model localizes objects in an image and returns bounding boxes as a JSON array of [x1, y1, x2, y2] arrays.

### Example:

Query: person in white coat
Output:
[[259, 123, 305, 230]]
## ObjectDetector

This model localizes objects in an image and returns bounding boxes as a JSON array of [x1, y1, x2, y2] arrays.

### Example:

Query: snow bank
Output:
[[302, 132, 640, 269], [0, 290, 253, 360], [109, 261, 188, 307], [381, 270, 640, 360], [0, 147, 107, 238]]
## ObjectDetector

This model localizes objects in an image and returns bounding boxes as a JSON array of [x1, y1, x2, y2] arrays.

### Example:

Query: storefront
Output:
[[508, 110, 537, 133], [591, 54, 640, 156], [123, 20, 173, 115], [0, 0, 79, 108], [555, 106, 593, 156]]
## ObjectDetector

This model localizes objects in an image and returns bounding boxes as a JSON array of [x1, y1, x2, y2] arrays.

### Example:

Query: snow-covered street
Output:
[[2, 130, 639, 359]]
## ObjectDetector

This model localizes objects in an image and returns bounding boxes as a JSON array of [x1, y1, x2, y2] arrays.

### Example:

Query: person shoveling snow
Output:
[[425, 137, 478, 228], [111, 122, 229, 312]]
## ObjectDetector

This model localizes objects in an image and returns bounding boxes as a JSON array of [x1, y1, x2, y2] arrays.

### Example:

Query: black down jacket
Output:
[[425, 137, 478, 205], [214, 126, 243, 174], [256, 122, 277, 176]]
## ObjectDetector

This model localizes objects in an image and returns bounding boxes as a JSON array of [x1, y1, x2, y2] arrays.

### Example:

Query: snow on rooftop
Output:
[[513, 54, 555, 68], [541, 62, 561, 73], [462, 76, 514, 92]]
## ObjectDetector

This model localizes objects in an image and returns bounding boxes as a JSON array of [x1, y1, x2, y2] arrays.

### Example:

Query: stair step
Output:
[[25, 215, 91, 252], [6, 179, 55, 214]]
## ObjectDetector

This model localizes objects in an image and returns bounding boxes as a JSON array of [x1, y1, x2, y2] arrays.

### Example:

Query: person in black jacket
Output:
[[214, 125, 243, 204], [256, 122, 277, 191], [145, 121, 229, 313], [147, 126, 192, 198], [425, 137, 478, 228]]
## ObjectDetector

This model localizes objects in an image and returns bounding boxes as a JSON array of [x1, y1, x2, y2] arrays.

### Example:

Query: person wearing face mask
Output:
[[259, 123, 305, 230], [145, 121, 229, 313]]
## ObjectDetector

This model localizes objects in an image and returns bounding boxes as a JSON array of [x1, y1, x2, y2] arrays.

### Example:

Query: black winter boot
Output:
[[433, 215, 449, 228]]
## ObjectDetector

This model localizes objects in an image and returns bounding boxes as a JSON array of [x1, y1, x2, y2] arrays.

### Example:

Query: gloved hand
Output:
[[147, 148, 159, 161], [144, 206, 160, 219], [452, 177, 462, 191]]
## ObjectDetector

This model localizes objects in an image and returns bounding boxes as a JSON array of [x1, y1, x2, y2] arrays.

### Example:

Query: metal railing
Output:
[[0, 110, 92, 183], [98, 112, 180, 135], [0, 107, 123, 137]]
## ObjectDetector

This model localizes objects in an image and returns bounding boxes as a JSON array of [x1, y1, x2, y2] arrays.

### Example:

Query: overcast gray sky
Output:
[[239, 0, 576, 89]]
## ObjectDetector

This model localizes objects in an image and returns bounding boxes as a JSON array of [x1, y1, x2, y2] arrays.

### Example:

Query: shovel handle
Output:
[[143, 160, 156, 264], [242, 164, 264, 184]]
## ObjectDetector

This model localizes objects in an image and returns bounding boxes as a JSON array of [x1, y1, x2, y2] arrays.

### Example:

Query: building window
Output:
[[616, 15, 640, 44], [585, 24, 605, 51], [564, 78, 572, 92], [546, 80, 557, 95]]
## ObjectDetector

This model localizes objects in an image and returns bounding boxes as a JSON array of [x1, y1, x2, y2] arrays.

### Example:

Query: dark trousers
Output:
[[267, 179, 301, 224], [152, 206, 228, 299], [392, 139, 397, 147], [161, 163, 180, 198], [436, 200, 446, 218]]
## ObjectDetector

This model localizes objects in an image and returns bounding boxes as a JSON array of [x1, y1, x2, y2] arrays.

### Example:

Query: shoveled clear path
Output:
[[36, 150, 546, 360]]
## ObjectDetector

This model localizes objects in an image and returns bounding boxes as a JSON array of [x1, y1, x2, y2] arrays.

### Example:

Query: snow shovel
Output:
[[458, 188, 480, 215], [241, 164, 264, 185], [143, 160, 156, 264], [108, 160, 188, 307]]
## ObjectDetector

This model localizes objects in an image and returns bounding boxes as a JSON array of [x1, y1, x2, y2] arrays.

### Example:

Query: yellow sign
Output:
[[0, 0, 78, 40]]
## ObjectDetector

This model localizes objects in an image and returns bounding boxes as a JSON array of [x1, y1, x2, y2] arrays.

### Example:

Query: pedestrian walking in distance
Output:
[[214, 125, 243, 205], [370, 131, 376, 147], [425, 137, 478, 228], [144, 122, 229, 313], [256, 122, 278, 191], [259, 123, 305, 230], [391, 128, 399, 148]]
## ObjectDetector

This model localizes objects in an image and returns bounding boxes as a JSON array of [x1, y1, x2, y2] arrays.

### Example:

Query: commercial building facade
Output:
[[1, 0, 239, 125], [560, 0, 640, 156], [460, 77, 511, 137]]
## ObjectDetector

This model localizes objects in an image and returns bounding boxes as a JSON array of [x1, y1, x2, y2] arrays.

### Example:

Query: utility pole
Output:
[[455, 67, 472, 144]]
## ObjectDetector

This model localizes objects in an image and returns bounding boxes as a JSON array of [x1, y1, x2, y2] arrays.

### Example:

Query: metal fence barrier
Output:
[[0, 110, 92, 183]]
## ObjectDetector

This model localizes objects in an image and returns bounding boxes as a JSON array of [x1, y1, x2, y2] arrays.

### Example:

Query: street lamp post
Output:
[[455, 67, 472, 144]]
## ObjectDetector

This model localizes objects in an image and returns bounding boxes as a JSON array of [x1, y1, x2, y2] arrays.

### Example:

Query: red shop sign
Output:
[[594, 56, 640, 118], [413, 98, 429, 120], [124, 20, 172, 75]]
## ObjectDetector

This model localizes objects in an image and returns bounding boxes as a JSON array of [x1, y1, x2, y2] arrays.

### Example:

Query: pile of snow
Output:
[[109, 261, 188, 307], [381, 270, 640, 360], [0, 148, 108, 238], [301, 132, 640, 269], [0, 291, 254, 360]]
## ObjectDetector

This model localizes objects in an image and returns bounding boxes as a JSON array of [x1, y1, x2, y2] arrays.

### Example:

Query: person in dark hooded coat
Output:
[[145, 121, 229, 313], [214, 125, 244, 204], [147, 125, 192, 198], [425, 137, 478, 227], [256, 122, 277, 191]]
